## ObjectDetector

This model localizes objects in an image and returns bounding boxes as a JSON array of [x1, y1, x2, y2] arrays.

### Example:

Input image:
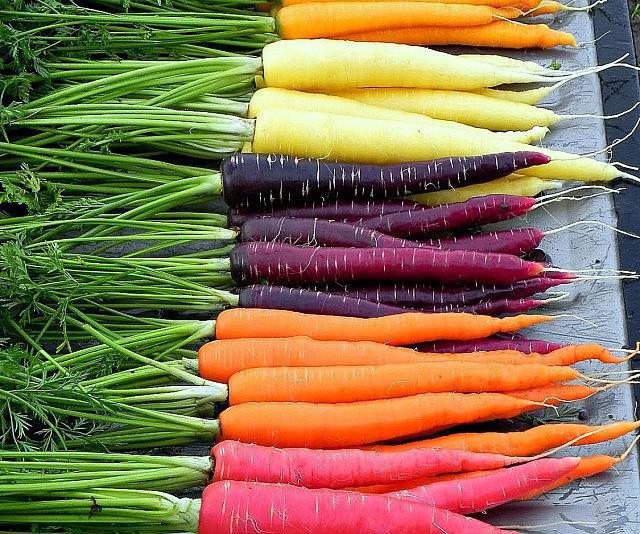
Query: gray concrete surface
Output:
[[470, 6, 640, 533]]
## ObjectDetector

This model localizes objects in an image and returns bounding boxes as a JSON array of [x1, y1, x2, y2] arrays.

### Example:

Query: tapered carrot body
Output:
[[508, 384, 599, 404], [214, 308, 553, 345], [340, 22, 576, 49], [366, 421, 640, 456], [218, 392, 544, 447], [227, 362, 578, 404], [358, 471, 491, 493], [276, 3, 521, 40], [197, 337, 427, 382], [210, 440, 525, 489], [391, 457, 581, 513], [199, 480, 518, 534], [517, 456, 619, 500], [419, 344, 620, 366], [417, 336, 564, 354]]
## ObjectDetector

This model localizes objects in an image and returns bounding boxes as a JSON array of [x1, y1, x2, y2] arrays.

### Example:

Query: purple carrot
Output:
[[240, 217, 430, 248], [412, 337, 566, 354], [319, 278, 572, 306], [237, 285, 411, 318], [229, 242, 545, 286], [359, 195, 537, 238], [221, 152, 550, 209], [423, 297, 548, 315], [425, 228, 545, 255], [227, 199, 422, 227]]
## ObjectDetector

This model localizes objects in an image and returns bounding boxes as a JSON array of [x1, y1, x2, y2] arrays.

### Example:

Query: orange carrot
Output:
[[218, 392, 544, 447], [227, 362, 578, 404], [197, 337, 428, 382], [507, 384, 599, 404], [214, 309, 553, 345], [525, 0, 564, 14], [518, 456, 617, 500], [275, 3, 522, 39], [339, 21, 576, 49], [423, 344, 620, 366], [365, 421, 640, 456], [280, 0, 541, 8]]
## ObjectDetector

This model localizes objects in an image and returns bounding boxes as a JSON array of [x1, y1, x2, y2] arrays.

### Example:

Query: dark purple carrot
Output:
[[413, 337, 566, 354], [237, 285, 410, 318], [319, 278, 572, 306], [229, 243, 545, 286], [240, 217, 429, 248], [227, 199, 422, 227], [221, 152, 550, 209], [422, 297, 554, 315], [359, 195, 536, 239]]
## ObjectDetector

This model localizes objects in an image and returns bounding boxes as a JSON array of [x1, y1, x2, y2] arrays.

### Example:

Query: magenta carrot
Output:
[[227, 199, 421, 226], [415, 336, 566, 354], [359, 194, 536, 239], [221, 151, 549, 209], [210, 440, 527, 489], [230, 243, 545, 285], [324, 277, 573, 306], [389, 456, 581, 514], [199, 480, 518, 534], [238, 285, 411, 318]]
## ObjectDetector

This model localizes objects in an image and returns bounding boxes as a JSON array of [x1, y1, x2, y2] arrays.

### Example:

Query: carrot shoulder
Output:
[[340, 21, 576, 49], [214, 308, 553, 345]]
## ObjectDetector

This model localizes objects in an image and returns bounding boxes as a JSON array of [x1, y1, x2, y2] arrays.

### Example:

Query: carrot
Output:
[[214, 308, 553, 345], [508, 384, 599, 404], [339, 22, 577, 49], [275, 3, 522, 40], [365, 421, 640, 456], [517, 455, 621, 500], [356, 471, 491, 493], [199, 480, 519, 534], [211, 440, 528, 489], [280, 0, 540, 8], [390, 456, 581, 513], [425, 344, 623, 366], [196, 337, 427, 382], [472, 86, 553, 105], [412, 175, 562, 205], [218, 392, 546, 447], [227, 362, 578, 404]]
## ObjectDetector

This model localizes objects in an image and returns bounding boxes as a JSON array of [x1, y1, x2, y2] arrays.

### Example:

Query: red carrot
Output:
[[324, 277, 572, 306], [427, 227, 545, 255], [210, 440, 527, 489], [389, 457, 581, 514], [221, 152, 548, 209], [199, 480, 518, 534], [230, 242, 545, 285], [358, 194, 536, 238]]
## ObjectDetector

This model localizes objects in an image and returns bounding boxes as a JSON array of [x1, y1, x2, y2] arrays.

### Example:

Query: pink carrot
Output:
[[230, 243, 545, 286], [390, 457, 581, 514], [210, 440, 526, 489], [199, 480, 519, 534]]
